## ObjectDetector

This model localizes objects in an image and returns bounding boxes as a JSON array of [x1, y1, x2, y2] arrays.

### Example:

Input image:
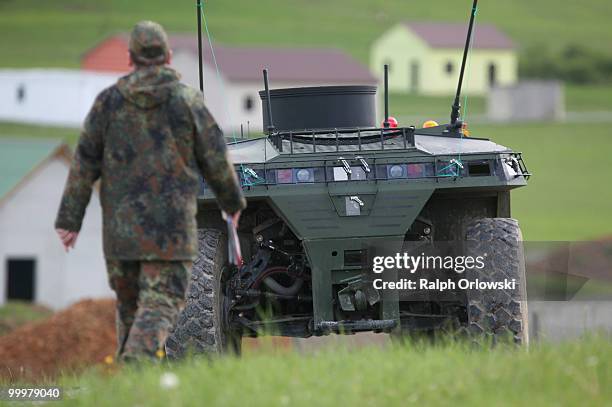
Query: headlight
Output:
[[407, 163, 434, 178], [388, 164, 406, 179], [295, 168, 314, 183], [277, 169, 293, 184]]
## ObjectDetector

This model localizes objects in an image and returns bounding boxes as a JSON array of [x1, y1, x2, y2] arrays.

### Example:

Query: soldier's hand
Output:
[[56, 228, 79, 252], [222, 210, 241, 226]]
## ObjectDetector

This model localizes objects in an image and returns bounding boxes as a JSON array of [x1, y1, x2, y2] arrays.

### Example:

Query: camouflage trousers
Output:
[[106, 260, 192, 362]]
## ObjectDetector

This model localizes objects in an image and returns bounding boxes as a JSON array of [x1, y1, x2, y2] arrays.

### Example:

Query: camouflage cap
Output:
[[129, 21, 170, 66]]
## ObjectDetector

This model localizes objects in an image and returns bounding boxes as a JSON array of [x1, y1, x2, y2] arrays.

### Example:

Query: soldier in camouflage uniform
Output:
[[55, 21, 246, 362]]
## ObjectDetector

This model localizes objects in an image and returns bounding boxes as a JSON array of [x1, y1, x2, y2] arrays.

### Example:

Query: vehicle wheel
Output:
[[166, 228, 242, 358], [464, 218, 529, 345]]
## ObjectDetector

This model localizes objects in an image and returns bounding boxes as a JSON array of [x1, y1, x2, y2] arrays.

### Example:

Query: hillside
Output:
[[0, 0, 611, 68]]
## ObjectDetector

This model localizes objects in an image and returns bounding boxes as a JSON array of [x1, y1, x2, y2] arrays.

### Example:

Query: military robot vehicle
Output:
[[166, 0, 530, 356]]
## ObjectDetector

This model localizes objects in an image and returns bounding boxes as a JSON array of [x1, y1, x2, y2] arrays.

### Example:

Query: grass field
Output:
[[0, 122, 79, 144], [1, 0, 612, 68], [52, 336, 611, 406], [565, 86, 612, 112], [0, 301, 52, 336], [479, 122, 612, 241]]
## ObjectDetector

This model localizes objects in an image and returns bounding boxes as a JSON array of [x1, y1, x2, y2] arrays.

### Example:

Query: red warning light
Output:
[[382, 116, 399, 128]]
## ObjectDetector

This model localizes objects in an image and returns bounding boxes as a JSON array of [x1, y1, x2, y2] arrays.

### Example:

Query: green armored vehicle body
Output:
[[165, 88, 530, 355], [167, 0, 530, 355]]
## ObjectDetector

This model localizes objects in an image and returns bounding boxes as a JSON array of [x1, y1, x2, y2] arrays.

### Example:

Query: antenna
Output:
[[383, 64, 390, 128], [196, 0, 204, 94], [450, 0, 478, 128], [263, 69, 275, 134]]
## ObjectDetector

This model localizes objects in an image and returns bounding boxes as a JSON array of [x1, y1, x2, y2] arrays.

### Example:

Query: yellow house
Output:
[[371, 22, 517, 95]]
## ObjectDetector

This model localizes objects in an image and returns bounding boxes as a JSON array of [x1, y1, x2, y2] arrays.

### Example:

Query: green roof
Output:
[[0, 138, 66, 201]]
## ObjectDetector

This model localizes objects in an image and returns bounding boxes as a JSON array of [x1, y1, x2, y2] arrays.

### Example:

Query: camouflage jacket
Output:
[[55, 66, 246, 260]]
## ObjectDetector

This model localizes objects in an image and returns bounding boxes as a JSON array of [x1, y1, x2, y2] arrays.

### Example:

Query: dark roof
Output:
[[110, 34, 375, 84], [403, 22, 514, 50], [0, 139, 70, 206]]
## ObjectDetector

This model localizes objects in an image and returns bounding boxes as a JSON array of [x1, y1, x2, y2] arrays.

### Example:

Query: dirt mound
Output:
[[0, 298, 116, 382]]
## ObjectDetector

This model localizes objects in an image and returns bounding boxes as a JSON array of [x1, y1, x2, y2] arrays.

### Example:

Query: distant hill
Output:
[[0, 0, 611, 68]]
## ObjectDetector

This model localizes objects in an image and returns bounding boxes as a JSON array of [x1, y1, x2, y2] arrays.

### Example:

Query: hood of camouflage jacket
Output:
[[117, 66, 181, 109]]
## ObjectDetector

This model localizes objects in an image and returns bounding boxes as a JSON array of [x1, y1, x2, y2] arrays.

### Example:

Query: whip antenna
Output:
[[450, 0, 478, 127], [383, 64, 390, 128], [263, 69, 275, 134], [196, 0, 204, 93]]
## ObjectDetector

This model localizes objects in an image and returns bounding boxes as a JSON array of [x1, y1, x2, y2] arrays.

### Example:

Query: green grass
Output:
[[0, 301, 53, 335], [1, 0, 612, 68], [0, 122, 79, 144], [565, 85, 612, 112], [52, 336, 611, 406], [478, 122, 612, 241]]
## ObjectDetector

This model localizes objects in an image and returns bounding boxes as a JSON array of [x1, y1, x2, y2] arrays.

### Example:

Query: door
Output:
[[410, 61, 420, 92], [488, 63, 497, 88], [6, 258, 36, 301]]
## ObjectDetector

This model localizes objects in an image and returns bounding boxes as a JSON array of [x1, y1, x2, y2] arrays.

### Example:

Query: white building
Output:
[[0, 139, 110, 310], [0, 69, 120, 128]]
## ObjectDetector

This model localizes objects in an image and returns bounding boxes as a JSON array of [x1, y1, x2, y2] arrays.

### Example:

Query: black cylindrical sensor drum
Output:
[[259, 85, 377, 132]]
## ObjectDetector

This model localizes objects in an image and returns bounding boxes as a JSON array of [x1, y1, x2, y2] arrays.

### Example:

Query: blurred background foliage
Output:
[[521, 44, 612, 84]]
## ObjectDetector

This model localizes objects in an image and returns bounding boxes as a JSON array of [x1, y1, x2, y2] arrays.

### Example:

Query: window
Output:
[[488, 63, 497, 87], [6, 258, 36, 301], [244, 95, 254, 112], [445, 61, 454, 75], [16, 84, 26, 104], [410, 61, 420, 92]]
